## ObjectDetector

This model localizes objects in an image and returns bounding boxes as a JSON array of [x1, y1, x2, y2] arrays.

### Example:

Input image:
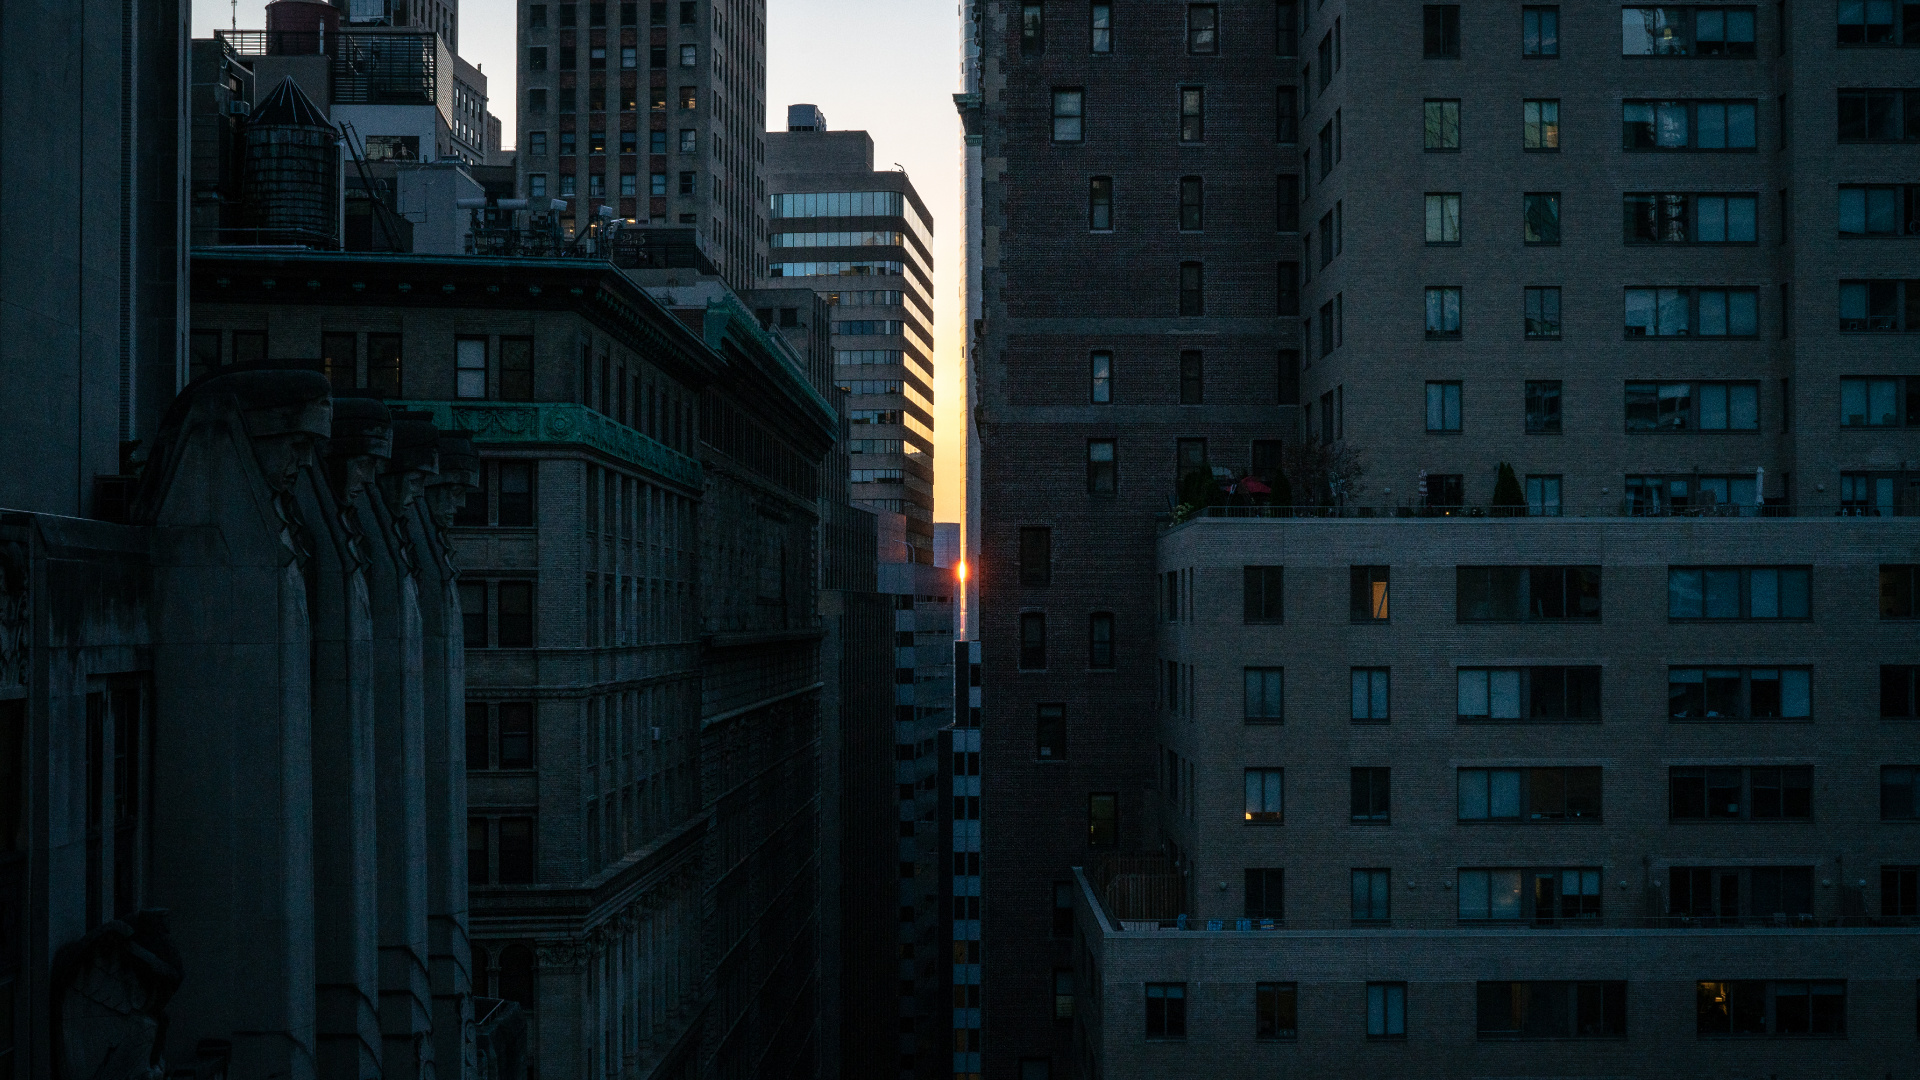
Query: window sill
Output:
[[1523, 147, 1562, 152], [1457, 717, 1603, 725], [1425, 428, 1462, 434], [1243, 818, 1286, 825], [1144, 1037, 1189, 1043], [1623, 147, 1760, 153], [1479, 1034, 1626, 1041], [1668, 817, 1817, 823], [1425, 240, 1462, 247], [1366, 1034, 1409, 1042], [1350, 818, 1390, 825], [1351, 718, 1391, 725], [1426, 334, 1464, 341], [1669, 717, 1812, 723], [1525, 426, 1565, 434], [1458, 818, 1605, 824], [1256, 1035, 1300, 1043]]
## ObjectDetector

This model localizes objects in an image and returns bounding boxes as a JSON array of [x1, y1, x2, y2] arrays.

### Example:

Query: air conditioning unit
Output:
[[226, 99, 251, 116]]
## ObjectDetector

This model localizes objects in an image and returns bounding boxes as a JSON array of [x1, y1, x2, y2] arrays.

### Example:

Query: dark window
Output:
[[1276, 174, 1300, 230], [1623, 98, 1760, 149], [1457, 566, 1602, 621], [1351, 767, 1390, 823], [1524, 288, 1562, 338], [1457, 667, 1602, 721], [1622, 5, 1758, 54], [1885, 765, 1920, 819], [1277, 0, 1299, 54], [1019, 612, 1047, 669], [1244, 768, 1284, 822], [529, 46, 549, 70], [1458, 867, 1603, 921], [1054, 881, 1076, 936], [1276, 86, 1298, 142], [1884, 666, 1920, 717], [1179, 351, 1204, 404], [1667, 567, 1809, 619], [1524, 192, 1562, 244], [321, 332, 357, 391], [1458, 767, 1603, 820], [1882, 867, 1918, 916], [1522, 5, 1561, 54], [1089, 613, 1114, 668], [1839, 280, 1920, 331], [1179, 176, 1203, 230], [459, 581, 488, 645], [499, 337, 534, 401], [1351, 668, 1390, 721], [1022, 2, 1044, 53], [1478, 982, 1626, 1037], [1091, 351, 1112, 402], [1277, 261, 1300, 316], [1275, 352, 1300, 406], [1367, 983, 1407, 1037], [1244, 668, 1284, 723], [1426, 286, 1462, 337], [1243, 566, 1284, 623], [496, 816, 535, 882], [1089, 176, 1113, 229], [1697, 980, 1845, 1035], [1145, 983, 1187, 1038], [1669, 765, 1813, 819], [680, 1, 695, 23], [1092, 1, 1111, 51], [1179, 262, 1204, 315], [1256, 982, 1299, 1039], [1424, 4, 1461, 55], [496, 582, 534, 648], [496, 461, 535, 526], [1036, 704, 1066, 759], [1086, 440, 1116, 493], [1188, 3, 1218, 51], [1525, 381, 1562, 431], [1879, 565, 1919, 618], [1180, 87, 1205, 141], [1668, 667, 1810, 719], [1669, 865, 1814, 918], [530, 4, 549, 26], [1244, 868, 1285, 919], [1351, 566, 1390, 621], [466, 702, 490, 769], [1088, 792, 1118, 847], [367, 334, 402, 397], [1425, 381, 1462, 431], [1053, 89, 1084, 141], [468, 816, 490, 882], [1019, 526, 1052, 586], [1351, 868, 1391, 921], [497, 702, 534, 768]]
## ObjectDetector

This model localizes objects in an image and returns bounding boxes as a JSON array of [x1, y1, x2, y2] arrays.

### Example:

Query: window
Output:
[[1243, 566, 1284, 623], [1697, 981, 1845, 1035], [1523, 193, 1561, 244], [1178, 177, 1203, 231], [497, 581, 533, 647], [1244, 668, 1284, 723], [1883, 867, 1918, 916], [1022, 1, 1044, 52], [1145, 984, 1187, 1038], [530, 4, 548, 26], [1459, 868, 1602, 921], [1090, 351, 1112, 401], [1019, 612, 1047, 669], [1890, 668, 1920, 718], [1277, 0, 1299, 54], [1525, 380, 1562, 432], [1669, 667, 1811, 719], [1054, 969, 1075, 1021], [1425, 193, 1461, 243], [1019, 526, 1052, 586], [1179, 262, 1204, 316], [1885, 765, 1920, 819], [1087, 792, 1118, 847], [1423, 99, 1460, 151], [530, 45, 549, 70], [1524, 475, 1563, 516], [1424, 4, 1460, 55], [1839, 280, 1920, 331], [590, 46, 607, 69], [1256, 983, 1298, 1040], [1036, 704, 1065, 759], [497, 816, 535, 882], [1458, 767, 1603, 819], [679, 0, 694, 23], [1668, 567, 1810, 618], [1839, 185, 1920, 236], [1367, 983, 1407, 1038], [1244, 868, 1284, 919], [678, 43, 696, 67], [1086, 440, 1116, 493], [1092, 2, 1111, 50], [678, 128, 697, 152], [1625, 193, 1759, 242], [1051, 89, 1083, 141], [1522, 5, 1560, 54], [455, 337, 487, 399], [1351, 668, 1390, 721], [1456, 667, 1602, 721], [1669, 765, 1812, 819], [1180, 87, 1204, 142], [1277, 261, 1300, 316], [1885, 565, 1920, 617], [1624, 287, 1758, 336], [1351, 768, 1390, 824], [678, 171, 694, 196], [1457, 566, 1602, 620], [1275, 175, 1299, 231], [1626, 382, 1761, 429], [1426, 381, 1462, 431], [1523, 99, 1560, 149], [1623, 99, 1758, 148], [1670, 865, 1814, 919], [1426, 287, 1462, 338], [1089, 613, 1114, 668], [1053, 881, 1076, 936], [1623, 6, 1757, 54], [1244, 768, 1284, 822], [1188, 3, 1218, 51], [1088, 176, 1112, 229], [650, 173, 667, 196], [528, 130, 549, 157], [1274, 89, 1300, 145], [1351, 566, 1390, 621], [1839, 0, 1920, 42], [1478, 982, 1626, 1038]]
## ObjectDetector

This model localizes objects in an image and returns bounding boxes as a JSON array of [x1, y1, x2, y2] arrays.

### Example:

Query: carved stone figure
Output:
[[50, 911, 184, 1080]]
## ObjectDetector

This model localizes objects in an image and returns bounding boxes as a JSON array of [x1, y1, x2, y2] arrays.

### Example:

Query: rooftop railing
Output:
[[1178, 501, 1920, 522]]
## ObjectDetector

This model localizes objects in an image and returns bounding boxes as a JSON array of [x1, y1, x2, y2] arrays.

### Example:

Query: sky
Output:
[[192, 0, 968, 525]]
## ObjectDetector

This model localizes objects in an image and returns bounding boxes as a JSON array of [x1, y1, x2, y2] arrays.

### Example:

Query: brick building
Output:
[[961, 0, 1920, 1076]]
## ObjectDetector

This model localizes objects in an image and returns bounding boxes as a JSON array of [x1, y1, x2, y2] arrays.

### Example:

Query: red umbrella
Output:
[[1241, 477, 1271, 494]]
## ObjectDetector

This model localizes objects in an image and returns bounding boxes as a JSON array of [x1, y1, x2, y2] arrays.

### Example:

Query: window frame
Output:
[[1244, 767, 1285, 823], [1456, 666, 1604, 722], [1350, 565, 1391, 622], [1666, 566, 1810, 619], [1350, 768, 1391, 824], [1668, 765, 1814, 820], [1244, 667, 1285, 723], [1052, 88, 1085, 142], [1458, 766, 1604, 821], [1424, 99, 1462, 151]]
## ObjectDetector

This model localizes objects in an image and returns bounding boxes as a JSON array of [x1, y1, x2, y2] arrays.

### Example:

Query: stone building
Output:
[[961, 0, 1920, 1076], [190, 247, 846, 1080], [765, 109, 940, 563]]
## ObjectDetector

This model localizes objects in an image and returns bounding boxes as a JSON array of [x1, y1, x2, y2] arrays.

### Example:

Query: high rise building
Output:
[[765, 107, 939, 562], [963, 0, 1920, 1077], [515, 0, 766, 287]]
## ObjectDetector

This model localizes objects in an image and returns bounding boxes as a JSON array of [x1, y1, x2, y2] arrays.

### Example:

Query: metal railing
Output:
[[1106, 914, 1914, 933], [1174, 501, 1920, 522]]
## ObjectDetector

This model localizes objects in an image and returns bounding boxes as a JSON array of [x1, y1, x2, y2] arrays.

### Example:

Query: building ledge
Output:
[[390, 399, 701, 490]]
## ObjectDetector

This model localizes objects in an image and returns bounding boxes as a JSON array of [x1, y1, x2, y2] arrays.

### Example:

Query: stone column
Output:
[[358, 414, 438, 1080], [298, 398, 392, 1080], [413, 434, 480, 1080], [140, 369, 332, 1080]]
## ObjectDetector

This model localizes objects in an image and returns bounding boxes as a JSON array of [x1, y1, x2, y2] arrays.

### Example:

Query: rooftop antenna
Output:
[[231, 0, 237, 30]]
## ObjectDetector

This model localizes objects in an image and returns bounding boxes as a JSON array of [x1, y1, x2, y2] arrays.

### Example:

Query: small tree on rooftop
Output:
[[1492, 461, 1527, 513]]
